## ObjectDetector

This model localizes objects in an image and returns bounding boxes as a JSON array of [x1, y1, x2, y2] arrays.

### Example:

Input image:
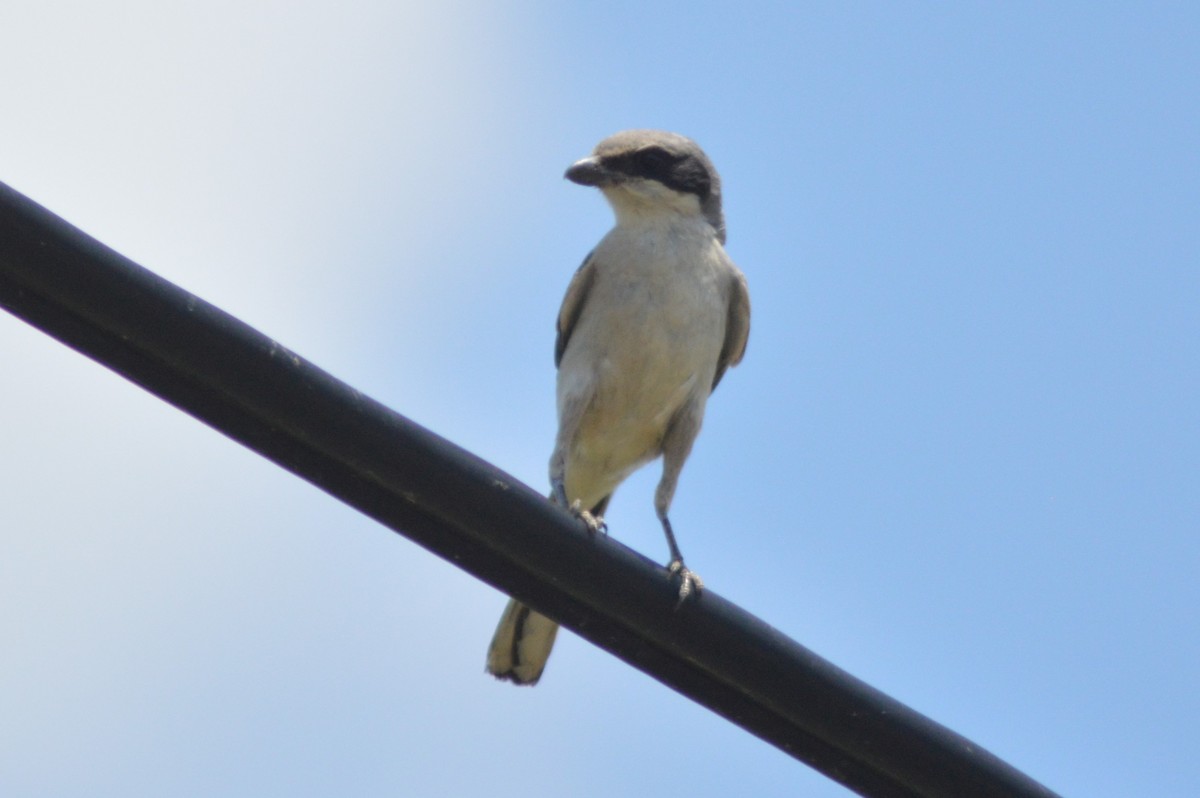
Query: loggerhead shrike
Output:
[[486, 130, 751, 685]]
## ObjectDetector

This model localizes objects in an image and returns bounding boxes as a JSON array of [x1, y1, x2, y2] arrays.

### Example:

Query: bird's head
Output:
[[565, 130, 725, 243]]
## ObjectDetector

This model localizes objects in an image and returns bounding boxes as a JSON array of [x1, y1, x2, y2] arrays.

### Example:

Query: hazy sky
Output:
[[3, 3, 1198, 796]]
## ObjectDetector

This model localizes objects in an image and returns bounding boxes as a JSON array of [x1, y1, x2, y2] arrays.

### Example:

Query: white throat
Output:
[[602, 181, 709, 233]]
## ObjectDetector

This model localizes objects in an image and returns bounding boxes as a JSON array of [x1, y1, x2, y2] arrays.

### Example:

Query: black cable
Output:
[[0, 181, 1061, 798]]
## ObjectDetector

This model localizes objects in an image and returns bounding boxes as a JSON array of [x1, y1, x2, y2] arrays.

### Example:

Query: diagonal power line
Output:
[[0, 181, 1060, 798]]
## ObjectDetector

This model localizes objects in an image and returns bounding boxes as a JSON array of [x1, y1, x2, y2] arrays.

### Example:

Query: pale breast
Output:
[[557, 222, 730, 480]]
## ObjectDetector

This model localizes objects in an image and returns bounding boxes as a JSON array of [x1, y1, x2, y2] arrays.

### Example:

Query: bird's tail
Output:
[[486, 598, 559, 685]]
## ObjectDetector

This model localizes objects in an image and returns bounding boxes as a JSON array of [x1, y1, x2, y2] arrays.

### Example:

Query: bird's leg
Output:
[[661, 514, 703, 602], [551, 477, 605, 535], [551, 477, 569, 508], [656, 411, 704, 603]]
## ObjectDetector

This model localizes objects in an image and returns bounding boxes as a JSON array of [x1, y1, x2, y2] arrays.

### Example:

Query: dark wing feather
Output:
[[711, 269, 751, 391], [555, 250, 597, 368]]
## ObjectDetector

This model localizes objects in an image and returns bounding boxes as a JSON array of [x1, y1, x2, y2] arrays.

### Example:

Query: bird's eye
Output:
[[635, 146, 673, 173]]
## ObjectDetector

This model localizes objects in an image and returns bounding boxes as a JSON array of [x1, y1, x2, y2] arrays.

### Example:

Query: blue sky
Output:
[[2, 3, 1197, 796]]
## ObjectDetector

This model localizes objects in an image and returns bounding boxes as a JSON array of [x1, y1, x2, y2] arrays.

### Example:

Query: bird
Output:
[[485, 130, 751, 685]]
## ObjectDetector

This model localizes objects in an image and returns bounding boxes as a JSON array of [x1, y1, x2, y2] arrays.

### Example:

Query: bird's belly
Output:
[[555, 236, 728, 505], [559, 312, 714, 499]]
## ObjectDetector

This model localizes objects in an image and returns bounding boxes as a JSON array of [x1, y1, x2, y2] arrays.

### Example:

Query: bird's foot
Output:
[[569, 500, 607, 535], [667, 560, 704, 604]]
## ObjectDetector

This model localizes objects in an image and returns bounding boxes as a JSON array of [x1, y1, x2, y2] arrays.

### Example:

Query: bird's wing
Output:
[[555, 250, 597, 368], [712, 267, 750, 391]]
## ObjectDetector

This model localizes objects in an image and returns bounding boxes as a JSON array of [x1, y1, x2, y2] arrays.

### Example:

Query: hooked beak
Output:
[[564, 156, 612, 187]]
